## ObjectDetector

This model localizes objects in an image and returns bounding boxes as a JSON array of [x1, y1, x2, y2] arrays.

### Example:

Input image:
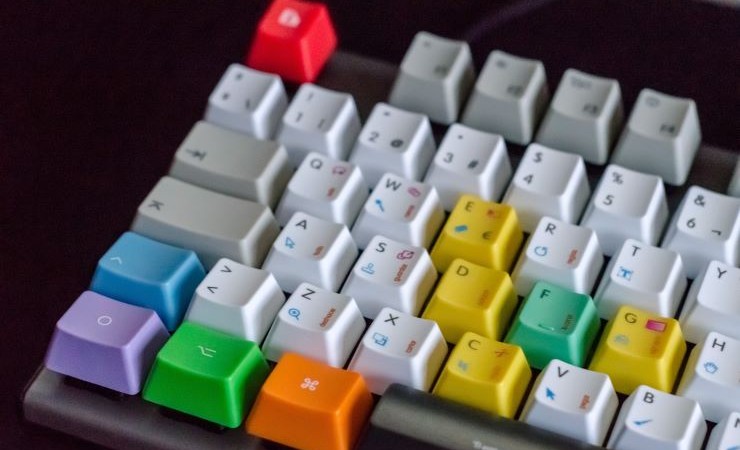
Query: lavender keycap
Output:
[[45, 291, 170, 394]]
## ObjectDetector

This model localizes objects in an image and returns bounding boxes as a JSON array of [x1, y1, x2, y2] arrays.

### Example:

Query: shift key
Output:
[[131, 176, 280, 269]]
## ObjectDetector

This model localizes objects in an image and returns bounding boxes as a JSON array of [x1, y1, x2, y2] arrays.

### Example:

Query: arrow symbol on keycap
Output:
[[206, 286, 218, 294], [375, 199, 385, 212], [545, 388, 555, 400], [110, 257, 123, 264], [633, 419, 652, 426]]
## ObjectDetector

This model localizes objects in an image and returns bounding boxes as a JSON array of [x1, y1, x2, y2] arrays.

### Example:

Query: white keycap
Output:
[[612, 89, 701, 186], [262, 212, 358, 293], [705, 412, 740, 450], [169, 121, 292, 209], [461, 50, 549, 145], [388, 31, 475, 124], [520, 360, 618, 446], [274, 152, 367, 227], [261, 283, 365, 367], [536, 69, 623, 164], [277, 83, 361, 166], [131, 176, 279, 269], [594, 239, 687, 320], [511, 217, 603, 296], [580, 164, 668, 256], [423, 124, 512, 210], [204, 64, 287, 139], [679, 261, 740, 343], [184, 258, 284, 343], [607, 385, 706, 450], [341, 235, 437, 318], [729, 158, 740, 197], [351, 173, 445, 249], [677, 332, 740, 423], [347, 307, 447, 394], [661, 186, 740, 278], [502, 143, 590, 233], [349, 102, 436, 188]]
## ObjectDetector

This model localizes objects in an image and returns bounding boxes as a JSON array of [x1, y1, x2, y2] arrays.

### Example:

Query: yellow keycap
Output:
[[588, 305, 686, 394], [430, 194, 523, 273], [422, 259, 517, 344], [432, 332, 531, 418]]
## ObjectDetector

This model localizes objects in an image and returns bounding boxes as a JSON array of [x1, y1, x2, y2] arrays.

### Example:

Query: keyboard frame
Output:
[[21, 49, 738, 450]]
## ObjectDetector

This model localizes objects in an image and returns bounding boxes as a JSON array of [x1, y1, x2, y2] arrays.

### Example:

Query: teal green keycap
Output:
[[142, 322, 269, 428], [505, 281, 600, 369]]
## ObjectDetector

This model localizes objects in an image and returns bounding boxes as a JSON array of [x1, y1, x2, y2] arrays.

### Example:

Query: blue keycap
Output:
[[90, 232, 206, 330]]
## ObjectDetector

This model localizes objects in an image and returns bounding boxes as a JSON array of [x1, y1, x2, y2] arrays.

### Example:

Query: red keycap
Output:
[[246, 0, 337, 84]]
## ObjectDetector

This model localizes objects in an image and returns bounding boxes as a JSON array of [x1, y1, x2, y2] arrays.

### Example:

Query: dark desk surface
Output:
[[3, 1, 738, 448]]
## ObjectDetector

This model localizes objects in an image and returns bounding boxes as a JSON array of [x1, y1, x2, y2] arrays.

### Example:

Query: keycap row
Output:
[[45, 282, 739, 449], [213, 33, 706, 188]]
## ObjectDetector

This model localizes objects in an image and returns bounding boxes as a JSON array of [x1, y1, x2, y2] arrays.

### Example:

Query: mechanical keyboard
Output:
[[20, 1, 740, 449]]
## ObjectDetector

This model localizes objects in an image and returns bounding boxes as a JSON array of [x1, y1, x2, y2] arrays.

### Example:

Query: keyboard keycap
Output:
[[274, 152, 367, 226], [278, 83, 361, 166], [351, 173, 445, 249], [350, 102, 436, 188], [90, 231, 205, 330], [580, 164, 669, 256], [594, 239, 687, 320], [142, 322, 270, 428], [183, 258, 285, 343], [422, 259, 517, 344], [246, 0, 337, 83], [661, 185, 740, 278], [262, 211, 358, 293], [502, 143, 590, 232], [44, 291, 169, 395], [606, 385, 706, 450], [430, 194, 523, 273], [204, 64, 287, 139], [388, 31, 475, 124], [511, 217, 604, 296], [261, 283, 365, 367], [676, 332, 740, 423], [679, 260, 740, 343], [505, 281, 600, 369], [348, 307, 447, 394], [705, 411, 740, 450], [169, 121, 292, 208], [535, 69, 623, 164], [729, 158, 740, 197], [423, 124, 512, 210], [131, 176, 280, 269], [611, 88, 701, 185], [341, 235, 437, 318], [589, 305, 686, 394], [433, 332, 530, 418], [520, 360, 618, 446], [246, 353, 373, 450], [360, 383, 604, 450], [461, 50, 549, 145]]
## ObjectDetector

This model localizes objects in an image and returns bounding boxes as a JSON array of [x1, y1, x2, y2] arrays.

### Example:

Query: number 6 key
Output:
[[661, 186, 740, 278]]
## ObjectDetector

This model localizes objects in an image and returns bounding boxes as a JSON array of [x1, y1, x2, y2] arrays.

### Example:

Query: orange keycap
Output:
[[246, 352, 373, 450]]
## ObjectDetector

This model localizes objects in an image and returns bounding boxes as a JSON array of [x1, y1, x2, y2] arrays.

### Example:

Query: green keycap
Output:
[[142, 321, 269, 428], [505, 281, 600, 369]]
